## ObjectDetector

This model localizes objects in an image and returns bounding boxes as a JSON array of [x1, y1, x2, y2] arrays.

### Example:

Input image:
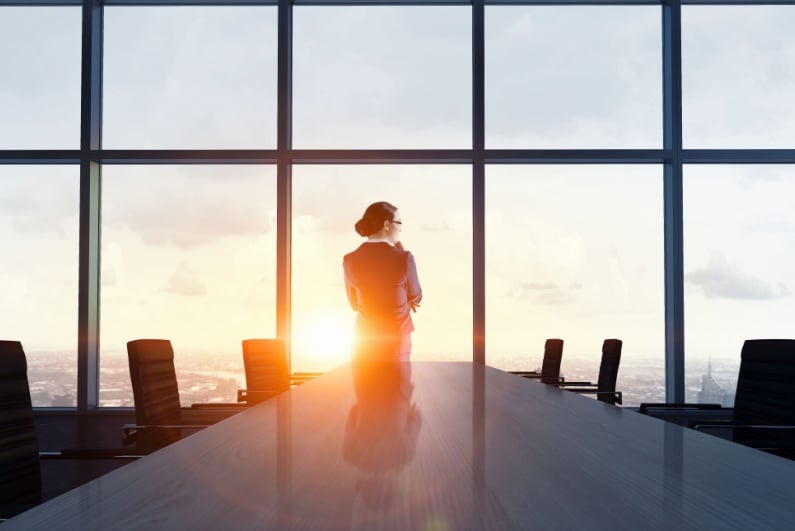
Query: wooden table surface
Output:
[[6, 362, 795, 530]]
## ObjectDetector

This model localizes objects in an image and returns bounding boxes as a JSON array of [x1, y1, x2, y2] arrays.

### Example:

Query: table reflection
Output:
[[343, 362, 423, 513]]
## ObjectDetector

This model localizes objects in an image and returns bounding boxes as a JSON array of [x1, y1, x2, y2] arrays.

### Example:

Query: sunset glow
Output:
[[293, 314, 354, 366]]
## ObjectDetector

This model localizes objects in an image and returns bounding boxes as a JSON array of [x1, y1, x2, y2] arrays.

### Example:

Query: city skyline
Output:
[[25, 348, 741, 408]]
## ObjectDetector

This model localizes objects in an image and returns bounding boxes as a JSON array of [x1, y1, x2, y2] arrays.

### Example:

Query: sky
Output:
[[2, 4, 795, 405]]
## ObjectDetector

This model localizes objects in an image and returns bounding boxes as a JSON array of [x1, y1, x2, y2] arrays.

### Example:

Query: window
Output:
[[683, 6, 795, 148], [486, 165, 665, 405], [99, 165, 277, 406], [291, 164, 473, 372], [0, 7, 81, 149], [103, 6, 278, 149], [684, 165, 795, 405], [293, 6, 471, 148], [0, 166, 79, 407], [486, 6, 661, 148]]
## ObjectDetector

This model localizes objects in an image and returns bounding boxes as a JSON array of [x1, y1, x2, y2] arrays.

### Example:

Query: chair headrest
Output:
[[0, 340, 27, 376], [741, 339, 795, 364], [127, 339, 175, 364]]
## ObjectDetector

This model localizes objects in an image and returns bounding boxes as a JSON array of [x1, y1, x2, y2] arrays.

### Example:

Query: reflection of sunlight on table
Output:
[[343, 363, 422, 519], [292, 313, 354, 367]]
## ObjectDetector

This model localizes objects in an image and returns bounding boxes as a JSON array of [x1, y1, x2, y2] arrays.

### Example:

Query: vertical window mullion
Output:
[[77, 0, 103, 411], [663, 0, 685, 403]]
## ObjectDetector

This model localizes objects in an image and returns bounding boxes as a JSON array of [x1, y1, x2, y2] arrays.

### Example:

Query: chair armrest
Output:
[[561, 389, 623, 405], [511, 372, 565, 383], [190, 402, 247, 410], [693, 423, 795, 453], [509, 370, 540, 376], [40, 448, 145, 460], [291, 372, 323, 385], [693, 423, 795, 432], [122, 423, 211, 446], [238, 389, 281, 404], [638, 402, 723, 414]]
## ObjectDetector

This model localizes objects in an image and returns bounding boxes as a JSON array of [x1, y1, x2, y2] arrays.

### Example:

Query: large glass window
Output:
[[103, 7, 278, 149], [683, 6, 795, 148], [684, 165, 795, 405], [293, 6, 472, 148], [486, 6, 661, 148], [291, 165, 473, 372], [99, 165, 277, 406], [0, 166, 79, 407], [485, 165, 665, 406], [12, 1, 795, 410], [0, 7, 81, 149]]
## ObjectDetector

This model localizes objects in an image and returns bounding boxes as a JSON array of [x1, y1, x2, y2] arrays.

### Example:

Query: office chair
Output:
[[550, 339, 623, 405], [511, 338, 565, 384], [238, 339, 323, 405], [0, 340, 140, 520], [640, 339, 795, 458], [238, 339, 291, 405], [125, 339, 245, 452]]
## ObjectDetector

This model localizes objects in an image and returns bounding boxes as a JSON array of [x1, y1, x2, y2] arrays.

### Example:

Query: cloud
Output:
[[418, 222, 452, 233], [686, 252, 791, 300], [102, 166, 274, 249], [511, 281, 582, 305], [162, 263, 206, 297], [292, 6, 471, 148], [0, 168, 79, 234]]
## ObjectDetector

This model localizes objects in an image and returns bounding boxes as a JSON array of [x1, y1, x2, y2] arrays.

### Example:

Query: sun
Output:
[[294, 314, 354, 362]]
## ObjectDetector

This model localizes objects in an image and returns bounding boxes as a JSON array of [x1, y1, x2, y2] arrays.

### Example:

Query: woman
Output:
[[343, 201, 422, 361]]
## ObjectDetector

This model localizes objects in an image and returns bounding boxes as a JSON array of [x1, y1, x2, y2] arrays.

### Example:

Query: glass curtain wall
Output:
[[2, 0, 793, 408]]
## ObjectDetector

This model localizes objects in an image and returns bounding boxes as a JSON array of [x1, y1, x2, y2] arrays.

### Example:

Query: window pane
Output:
[[292, 165, 472, 372], [0, 7, 81, 149], [683, 6, 795, 148], [684, 165, 795, 405], [486, 6, 661, 149], [0, 166, 79, 407], [100, 165, 277, 407], [294, 7, 471, 149], [486, 6, 662, 148], [486, 165, 664, 406], [103, 7, 278, 149]]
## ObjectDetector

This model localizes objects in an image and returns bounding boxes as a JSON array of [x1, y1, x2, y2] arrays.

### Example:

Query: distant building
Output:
[[697, 359, 735, 407]]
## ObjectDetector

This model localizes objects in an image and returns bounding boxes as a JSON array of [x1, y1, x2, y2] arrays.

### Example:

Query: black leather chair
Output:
[[0, 340, 140, 520], [0, 340, 43, 519], [125, 339, 244, 452], [511, 338, 565, 384], [551, 339, 623, 405], [640, 339, 795, 458]]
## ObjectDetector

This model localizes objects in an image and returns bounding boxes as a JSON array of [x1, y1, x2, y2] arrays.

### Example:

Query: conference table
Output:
[[6, 362, 795, 529]]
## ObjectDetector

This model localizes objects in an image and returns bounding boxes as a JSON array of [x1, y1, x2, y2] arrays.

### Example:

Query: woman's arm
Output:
[[343, 259, 360, 311], [406, 252, 422, 311]]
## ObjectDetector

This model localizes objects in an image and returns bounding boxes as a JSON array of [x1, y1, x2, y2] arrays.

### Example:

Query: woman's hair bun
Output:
[[355, 201, 398, 237], [354, 218, 372, 237]]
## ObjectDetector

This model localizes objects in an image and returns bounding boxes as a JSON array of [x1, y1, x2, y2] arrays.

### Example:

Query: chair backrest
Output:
[[127, 339, 182, 448], [596, 339, 622, 404], [540, 339, 564, 383], [241, 339, 290, 404], [734, 339, 795, 425], [0, 340, 42, 517]]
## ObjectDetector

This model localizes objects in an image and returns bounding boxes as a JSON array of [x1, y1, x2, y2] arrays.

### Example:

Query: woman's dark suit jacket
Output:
[[343, 242, 423, 346]]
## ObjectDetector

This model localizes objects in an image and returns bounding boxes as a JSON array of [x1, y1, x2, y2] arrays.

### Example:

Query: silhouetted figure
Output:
[[343, 201, 422, 362]]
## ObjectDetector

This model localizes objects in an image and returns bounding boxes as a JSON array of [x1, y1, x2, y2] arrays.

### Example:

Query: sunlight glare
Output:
[[295, 314, 354, 363]]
